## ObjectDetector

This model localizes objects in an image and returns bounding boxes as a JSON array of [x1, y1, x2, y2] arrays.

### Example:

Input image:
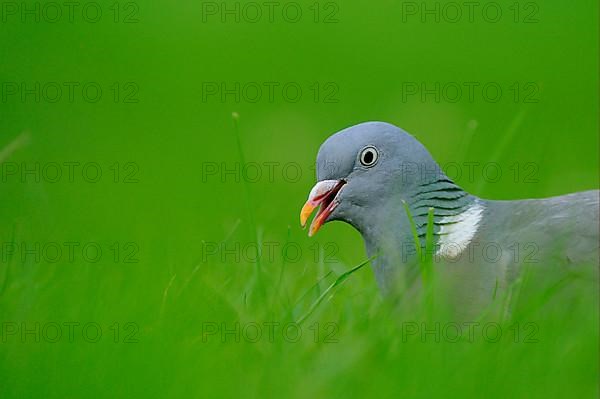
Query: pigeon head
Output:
[[300, 121, 445, 237]]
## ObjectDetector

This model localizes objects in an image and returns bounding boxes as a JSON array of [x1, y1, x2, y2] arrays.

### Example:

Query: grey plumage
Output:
[[302, 121, 599, 318]]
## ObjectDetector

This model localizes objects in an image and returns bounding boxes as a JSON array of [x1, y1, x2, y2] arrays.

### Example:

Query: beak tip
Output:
[[300, 203, 315, 231], [300, 214, 308, 229]]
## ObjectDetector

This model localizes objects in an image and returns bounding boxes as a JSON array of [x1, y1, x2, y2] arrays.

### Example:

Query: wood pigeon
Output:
[[300, 122, 599, 317]]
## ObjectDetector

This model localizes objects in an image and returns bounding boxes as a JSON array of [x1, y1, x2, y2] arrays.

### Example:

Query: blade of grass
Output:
[[297, 255, 376, 325], [231, 113, 261, 272], [231, 113, 267, 306], [159, 273, 177, 318], [475, 108, 526, 194], [290, 270, 334, 319], [402, 200, 422, 259], [513, 272, 579, 322], [455, 119, 478, 161], [273, 225, 293, 312], [492, 277, 499, 301], [0, 223, 17, 296], [0, 131, 30, 163], [423, 207, 435, 279], [422, 207, 435, 317], [179, 219, 242, 298]]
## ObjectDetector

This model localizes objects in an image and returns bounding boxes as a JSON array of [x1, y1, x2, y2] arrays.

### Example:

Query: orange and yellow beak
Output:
[[300, 179, 346, 236]]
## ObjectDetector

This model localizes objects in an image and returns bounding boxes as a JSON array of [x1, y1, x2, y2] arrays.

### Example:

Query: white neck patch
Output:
[[435, 200, 484, 259]]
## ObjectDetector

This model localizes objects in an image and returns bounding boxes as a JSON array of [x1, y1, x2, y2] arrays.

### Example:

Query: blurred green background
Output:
[[0, 0, 598, 397]]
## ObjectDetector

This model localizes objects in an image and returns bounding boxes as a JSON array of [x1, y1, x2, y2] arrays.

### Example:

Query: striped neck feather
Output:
[[405, 177, 484, 257]]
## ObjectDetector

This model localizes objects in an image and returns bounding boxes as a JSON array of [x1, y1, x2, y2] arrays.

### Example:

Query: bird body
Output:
[[300, 122, 599, 318]]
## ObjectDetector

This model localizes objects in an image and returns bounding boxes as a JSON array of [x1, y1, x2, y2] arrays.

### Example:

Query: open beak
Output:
[[300, 179, 346, 236]]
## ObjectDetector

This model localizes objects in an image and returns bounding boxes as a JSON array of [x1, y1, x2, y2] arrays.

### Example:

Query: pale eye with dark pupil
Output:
[[359, 146, 378, 166]]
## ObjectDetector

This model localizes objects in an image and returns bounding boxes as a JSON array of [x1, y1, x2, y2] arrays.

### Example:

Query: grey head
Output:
[[300, 121, 474, 246]]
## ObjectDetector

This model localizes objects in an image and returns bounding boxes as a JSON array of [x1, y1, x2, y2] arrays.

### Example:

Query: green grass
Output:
[[1, 109, 597, 398]]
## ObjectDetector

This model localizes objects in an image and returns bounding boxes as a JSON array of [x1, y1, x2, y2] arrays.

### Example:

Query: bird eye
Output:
[[359, 146, 379, 167]]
